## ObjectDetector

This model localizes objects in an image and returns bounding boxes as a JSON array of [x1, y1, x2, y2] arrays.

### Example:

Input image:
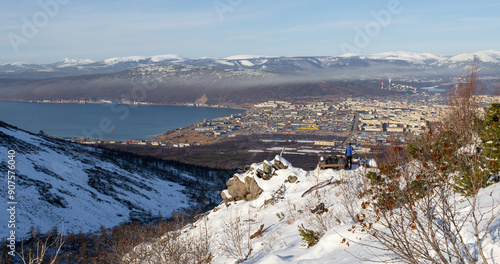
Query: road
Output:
[[339, 113, 359, 147]]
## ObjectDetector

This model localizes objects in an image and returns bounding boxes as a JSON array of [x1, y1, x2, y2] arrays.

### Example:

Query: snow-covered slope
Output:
[[102, 54, 184, 65], [133, 155, 500, 263], [0, 121, 227, 236]]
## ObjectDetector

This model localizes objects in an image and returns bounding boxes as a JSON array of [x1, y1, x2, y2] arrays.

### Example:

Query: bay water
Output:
[[0, 101, 244, 141]]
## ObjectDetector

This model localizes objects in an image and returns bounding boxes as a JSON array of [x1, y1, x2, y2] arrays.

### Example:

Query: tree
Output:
[[479, 103, 500, 175], [348, 66, 500, 263]]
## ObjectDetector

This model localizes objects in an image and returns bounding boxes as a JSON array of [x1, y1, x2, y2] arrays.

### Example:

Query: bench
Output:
[[319, 163, 345, 169]]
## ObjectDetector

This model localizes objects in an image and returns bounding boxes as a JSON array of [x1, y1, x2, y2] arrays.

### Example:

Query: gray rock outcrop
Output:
[[222, 175, 263, 203]]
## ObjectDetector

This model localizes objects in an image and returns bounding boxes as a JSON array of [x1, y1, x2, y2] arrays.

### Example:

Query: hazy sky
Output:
[[1, 0, 499, 63]]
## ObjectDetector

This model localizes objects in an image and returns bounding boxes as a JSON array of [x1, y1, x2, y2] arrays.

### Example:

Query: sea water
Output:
[[0, 101, 244, 141]]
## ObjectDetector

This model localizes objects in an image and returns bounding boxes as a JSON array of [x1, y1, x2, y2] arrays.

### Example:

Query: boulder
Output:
[[263, 161, 273, 174], [261, 173, 272, 180], [222, 175, 264, 203], [226, 177, 246, 201], [288, 175, 298, 183], [256, 168, 272, 180], [273, 159, 288, 170], [245, 176, 263, 201], [221, 191, 232, 202]]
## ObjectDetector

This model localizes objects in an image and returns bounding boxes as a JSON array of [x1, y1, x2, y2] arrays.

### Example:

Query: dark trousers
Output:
[[345, 156, 352, 169]]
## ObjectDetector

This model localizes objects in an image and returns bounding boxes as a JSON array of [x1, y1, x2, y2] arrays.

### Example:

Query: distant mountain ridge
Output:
[[2, 50, 499, 80], [0, 50, 499, 104]]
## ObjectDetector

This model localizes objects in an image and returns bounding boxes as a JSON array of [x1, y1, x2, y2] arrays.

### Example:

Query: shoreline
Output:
[[0, 100, 248, 142], [0, 99, 250, 111]]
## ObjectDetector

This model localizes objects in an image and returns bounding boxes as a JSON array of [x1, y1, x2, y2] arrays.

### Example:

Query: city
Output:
[[75, 92, 499, 160]]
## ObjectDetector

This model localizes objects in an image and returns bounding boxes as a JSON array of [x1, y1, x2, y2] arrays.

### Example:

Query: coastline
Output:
[[0, 100, 247, 141], [0, 98, 250, 111]]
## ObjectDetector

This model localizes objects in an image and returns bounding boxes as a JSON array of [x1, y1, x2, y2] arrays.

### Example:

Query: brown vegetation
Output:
[[339, 65, 500, 263]]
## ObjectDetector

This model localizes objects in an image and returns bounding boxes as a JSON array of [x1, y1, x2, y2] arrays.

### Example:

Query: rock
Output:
[[311, 203, 328, 214], [256, 169, 264, 178], [244, 176, 263, 201], [222, 175, 264, 202], [273, 159, 288, 170], [261, 173, 272, 180], [256, 168, 272, 180], [226, 177, 236, 187], [227, 176, 246, 201], [288, 175, 298, 183], [221, 191, 231, 201], [263, 161, 273, 174]]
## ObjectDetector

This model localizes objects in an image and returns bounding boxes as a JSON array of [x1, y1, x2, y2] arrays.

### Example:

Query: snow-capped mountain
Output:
[[0, 64, 389, 104], [1, 50, 499, 80], [1, 50, 499, 104], [102, 54, 184, 65], [0, 121, 230, 236]]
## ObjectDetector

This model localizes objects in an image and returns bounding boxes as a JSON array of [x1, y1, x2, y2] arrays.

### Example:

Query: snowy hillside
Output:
[[132, 155, 500, 263], [0, 121, 229, 236]]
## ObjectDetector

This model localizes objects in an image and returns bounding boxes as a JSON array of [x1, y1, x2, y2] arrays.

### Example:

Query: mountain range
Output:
[[1, 50, 499, 104]]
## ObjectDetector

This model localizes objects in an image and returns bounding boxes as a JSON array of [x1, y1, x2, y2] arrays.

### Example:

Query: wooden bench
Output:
[[319, 163, 345, 169]]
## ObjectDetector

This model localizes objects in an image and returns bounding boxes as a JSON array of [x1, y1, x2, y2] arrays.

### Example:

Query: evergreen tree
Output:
[[480, 103, 500, 174]]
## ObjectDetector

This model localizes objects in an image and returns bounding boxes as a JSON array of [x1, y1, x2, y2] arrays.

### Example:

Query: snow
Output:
[[240, 60, 255, 67], [57, 58, 95, 67], [367, 158, 377, 168], [0, 62, 28, 66], [215, 59, 236, 66], [103, 55, 149, 65], [224, 55, 277, 60], [339, 50, 500, 64], [0, 124, 204, 236], [149, 54, 184, 62], [367, 51, 442, 63], [102, 54, 183, 65], [448, 50, 500, 63], [338, 53, 362, 58], [134, 155, 500, 263]]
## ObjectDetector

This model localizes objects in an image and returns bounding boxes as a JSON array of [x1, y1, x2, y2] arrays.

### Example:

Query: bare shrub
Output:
[[186, 217, 213, 264], [283, 200, 299, 225], [120, 211, 214, 264], [19, 222, 65, 264], [343, 66, 500, 263], [335, 170, 367, 224], [218, 208, 256, 262]]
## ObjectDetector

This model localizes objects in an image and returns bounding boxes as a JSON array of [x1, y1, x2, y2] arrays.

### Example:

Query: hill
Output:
[[0, 121, 232, 236], [129, 155, 500, 263]]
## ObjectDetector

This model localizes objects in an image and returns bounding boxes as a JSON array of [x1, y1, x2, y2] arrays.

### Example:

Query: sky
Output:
[[1, 0, 500, 64]]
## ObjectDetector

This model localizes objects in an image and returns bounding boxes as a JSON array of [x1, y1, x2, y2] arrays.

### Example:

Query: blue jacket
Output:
[[345, 145, 353, 157]]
